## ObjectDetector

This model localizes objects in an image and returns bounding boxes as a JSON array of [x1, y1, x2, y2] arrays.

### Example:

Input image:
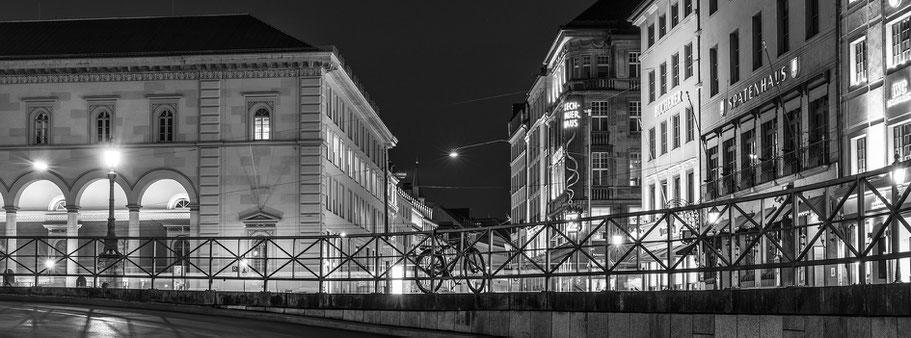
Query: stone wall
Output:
[[0, 285, 908, 337]]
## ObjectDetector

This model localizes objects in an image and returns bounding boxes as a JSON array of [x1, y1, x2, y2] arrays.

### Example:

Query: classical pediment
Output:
[[240, 210, 281, 225]]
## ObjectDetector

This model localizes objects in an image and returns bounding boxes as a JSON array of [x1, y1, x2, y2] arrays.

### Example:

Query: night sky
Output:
[[0, 0, 637, 219]]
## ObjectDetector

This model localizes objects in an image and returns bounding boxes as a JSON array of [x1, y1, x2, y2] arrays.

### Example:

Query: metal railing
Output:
[[704, 140, 832, 199], [564, 77, 640, 91], [2, 162, 911, 294]]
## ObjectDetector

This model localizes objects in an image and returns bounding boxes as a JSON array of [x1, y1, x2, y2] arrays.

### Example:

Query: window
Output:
[[684, 43, 694, 79], [34, 111, 49, 145], [660, 62, 667, 95], [649, 127, 657, 160], [686, 171, 694, 203], [591, 101, 609, 132], [648, 24, 655, 47], [673, 175, 681, 202], [672, 114, 681, 149], [730, 30, 740, 84], [630, 152, 641, 186], [896, 124, 911, 161], [158, 110, 174, 142], [709, 0, 718, 15], [628, 51, 641, 78], [778, 0, 790, 55], [649, 184, 656, 210], [806, 0, 819, 39], [710, 47, 719, 96], [684, 0, 692, 16], [685, 107, 695, 142], [597, 55, 610, 77], [96, 111, 111, 143], [171, 198, 191, 209], [753, 13, 763, 70], [660, 180, 668, 208], [671, 3, 679, 27], [649, 70, 656, 102], [253, 108, 270, 140], [761, 119, 779, 170], [889, 16, 911, 68], [572, 57, 581, 79], [629, 101, 642, 132], [582, 55, 592, 78], [659, 14, 667, 38], [855, 137, 867, 174], [660, 121, 668, 154], [672, 53, 680, 87], [250, 238, 268, 273], [850, 38, 867, 85], [592, 152, 610, 186]]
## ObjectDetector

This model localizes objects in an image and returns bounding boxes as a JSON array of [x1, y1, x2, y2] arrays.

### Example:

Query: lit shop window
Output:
[[888, 14, 911, 68]]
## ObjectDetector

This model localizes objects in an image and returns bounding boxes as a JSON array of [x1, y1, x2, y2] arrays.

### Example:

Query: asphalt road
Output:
[[0, 301, 386, 337]]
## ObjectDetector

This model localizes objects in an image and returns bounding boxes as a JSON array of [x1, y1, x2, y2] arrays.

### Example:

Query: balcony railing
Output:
[[704, 140, 831, 199], [592, 186, 639, 200], [564, 77, 640, 91], [591, 132, 610, 146]]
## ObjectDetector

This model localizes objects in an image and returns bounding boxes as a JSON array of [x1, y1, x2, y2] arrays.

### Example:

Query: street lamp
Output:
[[98, 141, 122, 279], [32, 161, 48, 172], [707, 206, 721, 225], [447, 139, 509, 158]]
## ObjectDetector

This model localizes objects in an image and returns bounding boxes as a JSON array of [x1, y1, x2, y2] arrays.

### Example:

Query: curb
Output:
[[0, 294, 484, 338]]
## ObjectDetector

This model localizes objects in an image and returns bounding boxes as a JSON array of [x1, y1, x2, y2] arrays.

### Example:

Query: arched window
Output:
[[158, 110, 174, 142], [253, 108, 270, 140], [171, 198, 190, 209], [35, 112, 49, 145], [96, 111, 111, 142]]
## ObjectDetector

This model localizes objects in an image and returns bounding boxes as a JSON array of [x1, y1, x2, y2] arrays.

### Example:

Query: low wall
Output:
[[0, 285, 908, 337]]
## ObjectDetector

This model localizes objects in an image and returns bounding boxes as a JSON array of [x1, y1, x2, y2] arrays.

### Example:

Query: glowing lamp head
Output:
[[44, 259, 55, 270], [707, 207, 721, 225], [103, 148, 120, 169], [33, 161, 49, 172], [611, 235, 624, 246], [448, 150, 459, 158], [894, 167, 906, 184], [339, 232, 347, 238], [240, 258, 249, 267]]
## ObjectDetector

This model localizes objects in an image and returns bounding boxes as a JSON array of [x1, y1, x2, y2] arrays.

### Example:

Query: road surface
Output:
[[0, 301, 386, 337]]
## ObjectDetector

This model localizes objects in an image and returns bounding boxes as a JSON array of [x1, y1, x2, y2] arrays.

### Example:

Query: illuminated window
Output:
[[158, 110, 174, 142], [672, 53, 680, 88], [172, 198, 191, 209], [685, 108, 695, 142], [684, 43, 693, 79], [895, 124, 911, 161], [850, 37, 867, 85], [35, 111, 49, 145], [629, 101, 642, 132], [648, 70, 656, 102], [649, 127, 656, 160], [660, 121, 668, 154], [854, 136, 867, 174], [672, 114, 681, 149], [253, 108, 270, 140], [96, 111, 111, 143], [660, 62, 667, 95], [629, 152, 641, 186]]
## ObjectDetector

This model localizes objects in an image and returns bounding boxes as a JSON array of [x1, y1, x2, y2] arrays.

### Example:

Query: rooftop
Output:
[[0, 14, 319, 60], [562, 0, 639, 32]]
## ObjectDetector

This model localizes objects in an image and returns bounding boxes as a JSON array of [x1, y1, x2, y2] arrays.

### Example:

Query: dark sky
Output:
[[0, 0, 635, 219]]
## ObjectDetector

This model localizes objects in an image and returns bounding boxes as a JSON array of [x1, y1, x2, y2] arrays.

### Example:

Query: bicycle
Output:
[[413, 232, 487, 293]]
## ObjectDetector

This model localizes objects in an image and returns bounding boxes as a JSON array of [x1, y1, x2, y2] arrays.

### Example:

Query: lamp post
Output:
[[98, 141, 122, 285]]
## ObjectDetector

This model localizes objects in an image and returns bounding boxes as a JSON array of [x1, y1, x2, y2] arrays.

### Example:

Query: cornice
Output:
[[0, 62, 328, 85]]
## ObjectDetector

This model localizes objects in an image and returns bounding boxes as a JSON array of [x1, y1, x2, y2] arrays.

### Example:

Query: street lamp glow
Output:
[[44, 259, 55, 270], [707, 206, 721, 225], [32, 161, 49, 172], [240, 258, 249, 267], [448, 150, 459, 158], [339, 232, 347, 238], [103, 148, 120, 169], [894, 167, 906, 184], [611, 235, 624, 246]]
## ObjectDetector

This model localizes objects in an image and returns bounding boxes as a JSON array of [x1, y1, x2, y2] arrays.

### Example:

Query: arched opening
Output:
[[139, 179, 193, 289], [16, 180, 67, 286]]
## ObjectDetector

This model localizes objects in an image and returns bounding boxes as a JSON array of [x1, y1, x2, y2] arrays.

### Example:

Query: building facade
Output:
[[630, 0, 703, 213], [0, 15, 396, 292], [841, 0, 911, 284], [508, 0, 642, 291]]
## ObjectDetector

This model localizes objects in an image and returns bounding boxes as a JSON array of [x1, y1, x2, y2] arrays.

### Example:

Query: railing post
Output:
[[430, 229, 437, 292], [93, 239, 98, 288], [208, 239, 214, 291], [545, 223, 551, 292], [318, 237, 324, 293], [151, 239, 157, 288], [373, 233, 380, 293], [34, 239, 39, 287], [857, 175, 866, 285], [487, 229, 493, 293]]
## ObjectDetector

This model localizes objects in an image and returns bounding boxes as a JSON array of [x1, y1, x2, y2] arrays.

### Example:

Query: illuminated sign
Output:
[[725, 57, 800, 114], [654, 91, 683, 117], [562, 101, 582, 129], [888, 80, 911, 107]]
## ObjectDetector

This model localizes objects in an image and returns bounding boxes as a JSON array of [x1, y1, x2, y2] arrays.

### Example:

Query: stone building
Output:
[[508, 0, 641, 292], [0, 15, 396, 291]]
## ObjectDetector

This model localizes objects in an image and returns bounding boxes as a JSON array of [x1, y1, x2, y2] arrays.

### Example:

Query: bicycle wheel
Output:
[[461, 248, 487, 293], [414, 250, 445, 294]]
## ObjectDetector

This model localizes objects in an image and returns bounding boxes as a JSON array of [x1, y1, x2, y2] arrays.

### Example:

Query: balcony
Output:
[[591, 186, 640, 200], [703, 140, 831, 199], [591, 132, 610, 146], [564, 77, 640, 92]]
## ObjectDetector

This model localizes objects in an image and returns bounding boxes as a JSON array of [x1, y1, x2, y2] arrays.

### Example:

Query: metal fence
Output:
[[2, 162, 911, 294]]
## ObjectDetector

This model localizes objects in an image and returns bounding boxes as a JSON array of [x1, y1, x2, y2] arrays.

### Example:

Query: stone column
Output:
[[127, 204, 141, 288], [3, 206, 17, 283], [66, 206, 80, 287]]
